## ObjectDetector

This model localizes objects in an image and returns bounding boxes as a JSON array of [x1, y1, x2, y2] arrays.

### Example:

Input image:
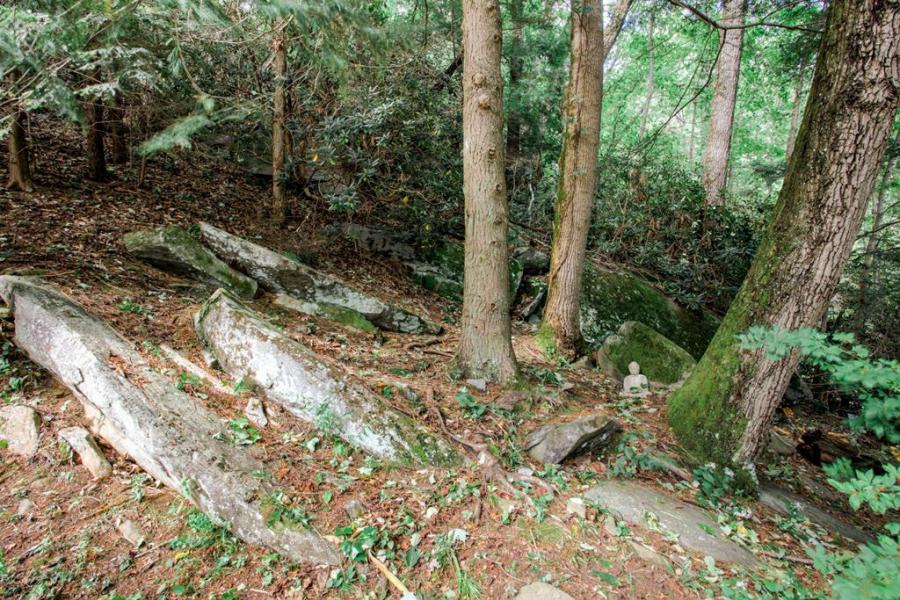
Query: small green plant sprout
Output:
[[118, 298, 152, 316], [175, 371, 202, 391], [456, 387, 486, 419], [215, 417, 261, 446], [263, 490, 311, 530]]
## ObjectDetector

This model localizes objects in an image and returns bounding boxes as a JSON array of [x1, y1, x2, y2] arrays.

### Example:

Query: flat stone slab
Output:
[[123, 226, 258, 299], [196, 289, 457, 467], [0, 404, 41, 457], [585, 480, 758, 566], [199, 222, 438, 334], [515, 582, 574, 600], [525, 413, 622, 464], [0, 276, 338, 566], [759, 481, 873, 544]]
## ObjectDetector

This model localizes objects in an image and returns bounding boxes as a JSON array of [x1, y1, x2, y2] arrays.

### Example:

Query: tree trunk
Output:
[[602, 0, 634, 62], [701, 0, 747, 207], [458, 0, 518, 384], [506, 0, 524, 161], [785, 58, 807, 161], [85, 69, 108, 181], [271, 19, 288, 227], [856, 149, 895, 330], [638, 9, 655, 139], [540, 0, 603, 358], [668, 0, 900, 473], [688, 99, 697, 161], [7, 109, 33, 192], [108, 93, 128, 164]]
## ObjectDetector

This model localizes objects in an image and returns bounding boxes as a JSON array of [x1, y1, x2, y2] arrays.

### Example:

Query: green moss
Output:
[[604, 322, 696, 384], [317, 303, 377, 333], [534, 321, 558, 358]]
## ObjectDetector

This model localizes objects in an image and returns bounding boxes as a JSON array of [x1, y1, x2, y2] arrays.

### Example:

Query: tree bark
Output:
[[108, 93, 128, 164], [271, 19, 288, 227], [638, 9, 655, 139], [701, 0, 747, 207], [506, 0, 524, 161], [785, 58, 807, 161], [668, 0, 900, 473], [458, 0, 518, 384], [7, 109, 33, 192], [85, 69, 108, 181], [602, 0, 634, 62], [541, 0, 604, 358]]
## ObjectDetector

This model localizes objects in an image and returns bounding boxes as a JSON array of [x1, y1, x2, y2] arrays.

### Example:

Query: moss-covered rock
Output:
[[123, 226, 258, 299], [596, 321, 696, 385], [579, 264, 719, 357]]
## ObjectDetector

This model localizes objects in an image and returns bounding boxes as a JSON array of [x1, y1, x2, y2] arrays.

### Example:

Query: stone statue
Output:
[[621, 361, 649, 398]]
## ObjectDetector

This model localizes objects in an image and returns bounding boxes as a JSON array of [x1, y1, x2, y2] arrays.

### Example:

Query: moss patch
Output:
[[603, 321, 696, 385], [317, 303, 377, 333]]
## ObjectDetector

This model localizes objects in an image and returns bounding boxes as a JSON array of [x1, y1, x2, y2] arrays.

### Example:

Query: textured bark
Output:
[[668, 0, 900, 471], [784, 59, 807, 161], [701, 0, 747, 207], [108, 93, 128, 165], [506, 0, 524, 160], [7, 110, 33, 192], [602, 0, 634, 62], [638, 9, 654, 139], [541, 0, 603, 358], [271, 19, 288, 226], [458, 0, 518, 384], [85, 69, 108, 181]]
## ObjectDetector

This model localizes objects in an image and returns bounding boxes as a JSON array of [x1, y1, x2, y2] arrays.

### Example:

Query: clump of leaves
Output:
[[456, 387, 486, 419], [118, 298, 152, 316], [215, 418, 261, 446], [264, 490, 311, 530]]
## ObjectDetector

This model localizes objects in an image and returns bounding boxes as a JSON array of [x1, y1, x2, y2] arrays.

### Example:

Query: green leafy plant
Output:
[[215, 418, 261, 446], [456, 387, 487, 419]]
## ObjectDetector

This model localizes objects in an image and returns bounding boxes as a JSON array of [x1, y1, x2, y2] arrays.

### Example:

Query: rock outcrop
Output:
[[0, 276, 339, 566], [199, 222, 438, 334], [594, 321, 696, 385], [196, 289, 458, 466], [123, 226, 258, 299], [525, 413, 622, 464]]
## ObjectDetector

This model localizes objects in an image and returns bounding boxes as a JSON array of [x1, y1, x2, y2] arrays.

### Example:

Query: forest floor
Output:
[[0, 118, 885, 599]]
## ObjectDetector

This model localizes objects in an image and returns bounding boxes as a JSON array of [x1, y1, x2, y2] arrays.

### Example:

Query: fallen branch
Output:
[[367, 550, 413, 596]]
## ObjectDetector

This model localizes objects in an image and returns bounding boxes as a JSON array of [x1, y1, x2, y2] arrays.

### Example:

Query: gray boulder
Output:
[[0, 276, 339, 566], [196, 289, 458, 467], [585, 480, 758, 566], [594, 321, 696, 385], [0, 404, 41, 457], [515, 582, 574, 600], [123, 226, 258, 299], [759, 481, 873, 544], [525, 413, 622, 464], [513, 247, 550, 275], [199, 222, 438, 334]]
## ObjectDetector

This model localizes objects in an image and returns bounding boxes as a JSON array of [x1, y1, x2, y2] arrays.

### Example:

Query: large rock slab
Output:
[[196, 289, 458, 467], [594, 321, 696, 385], [759, 481, 873, 544], [0, 276, 339, 566], [525, 413, 622, 464], [0, 405, 41, 457], [123, 226, 258, 299], [579, 265, 719, 357], [199, 222, 438, 334], [585, 480, 758, 566]]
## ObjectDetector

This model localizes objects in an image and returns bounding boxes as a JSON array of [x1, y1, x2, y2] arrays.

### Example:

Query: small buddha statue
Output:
[[621, 361, 649, 398]]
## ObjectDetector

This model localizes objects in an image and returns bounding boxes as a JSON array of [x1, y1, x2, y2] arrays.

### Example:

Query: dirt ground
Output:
[[0, 119, 879, 599]]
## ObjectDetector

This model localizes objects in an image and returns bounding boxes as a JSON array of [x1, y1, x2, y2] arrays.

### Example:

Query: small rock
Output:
[[244, 398, 268, 428], [565, 497, 586, 519], [628, 540, 670, 569], [58, 427, 112, 480], [0, 307, 10, 320], [515, 582, 574, 600], [424, 506, 439, 520], [513, 247, 550, 275], [525, 413, 622, 464], [343, 499, 366, 519], [117, 519, 146, 548], [201, 349, 219, 369], [516, 466, 534, 477], [16, 498, 35, 518], [496, 390, 530, 411], [465, 378, 487, 392], [571, 356, 593, 370], [0, 405, 41, 458], [767, 430, 795, 456], [495, 497, 518, 522]]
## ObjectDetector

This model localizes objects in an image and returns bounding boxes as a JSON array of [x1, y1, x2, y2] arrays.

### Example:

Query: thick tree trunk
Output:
[[271, 19, 288, 226], [506, 0, 524, 161], [701, 0, 747, 207], [856, 151, 895, 330], [7, 110, 33, 192], [602, 0, 634, 62], [638, 9, 654, 139], [85, 71, 108, 181], [784, 59, 807, 161], [108, 93, 128, 164], [668, 0, 900, 472], [541, 0, 603, 358], [458, 0, 518, 384]]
